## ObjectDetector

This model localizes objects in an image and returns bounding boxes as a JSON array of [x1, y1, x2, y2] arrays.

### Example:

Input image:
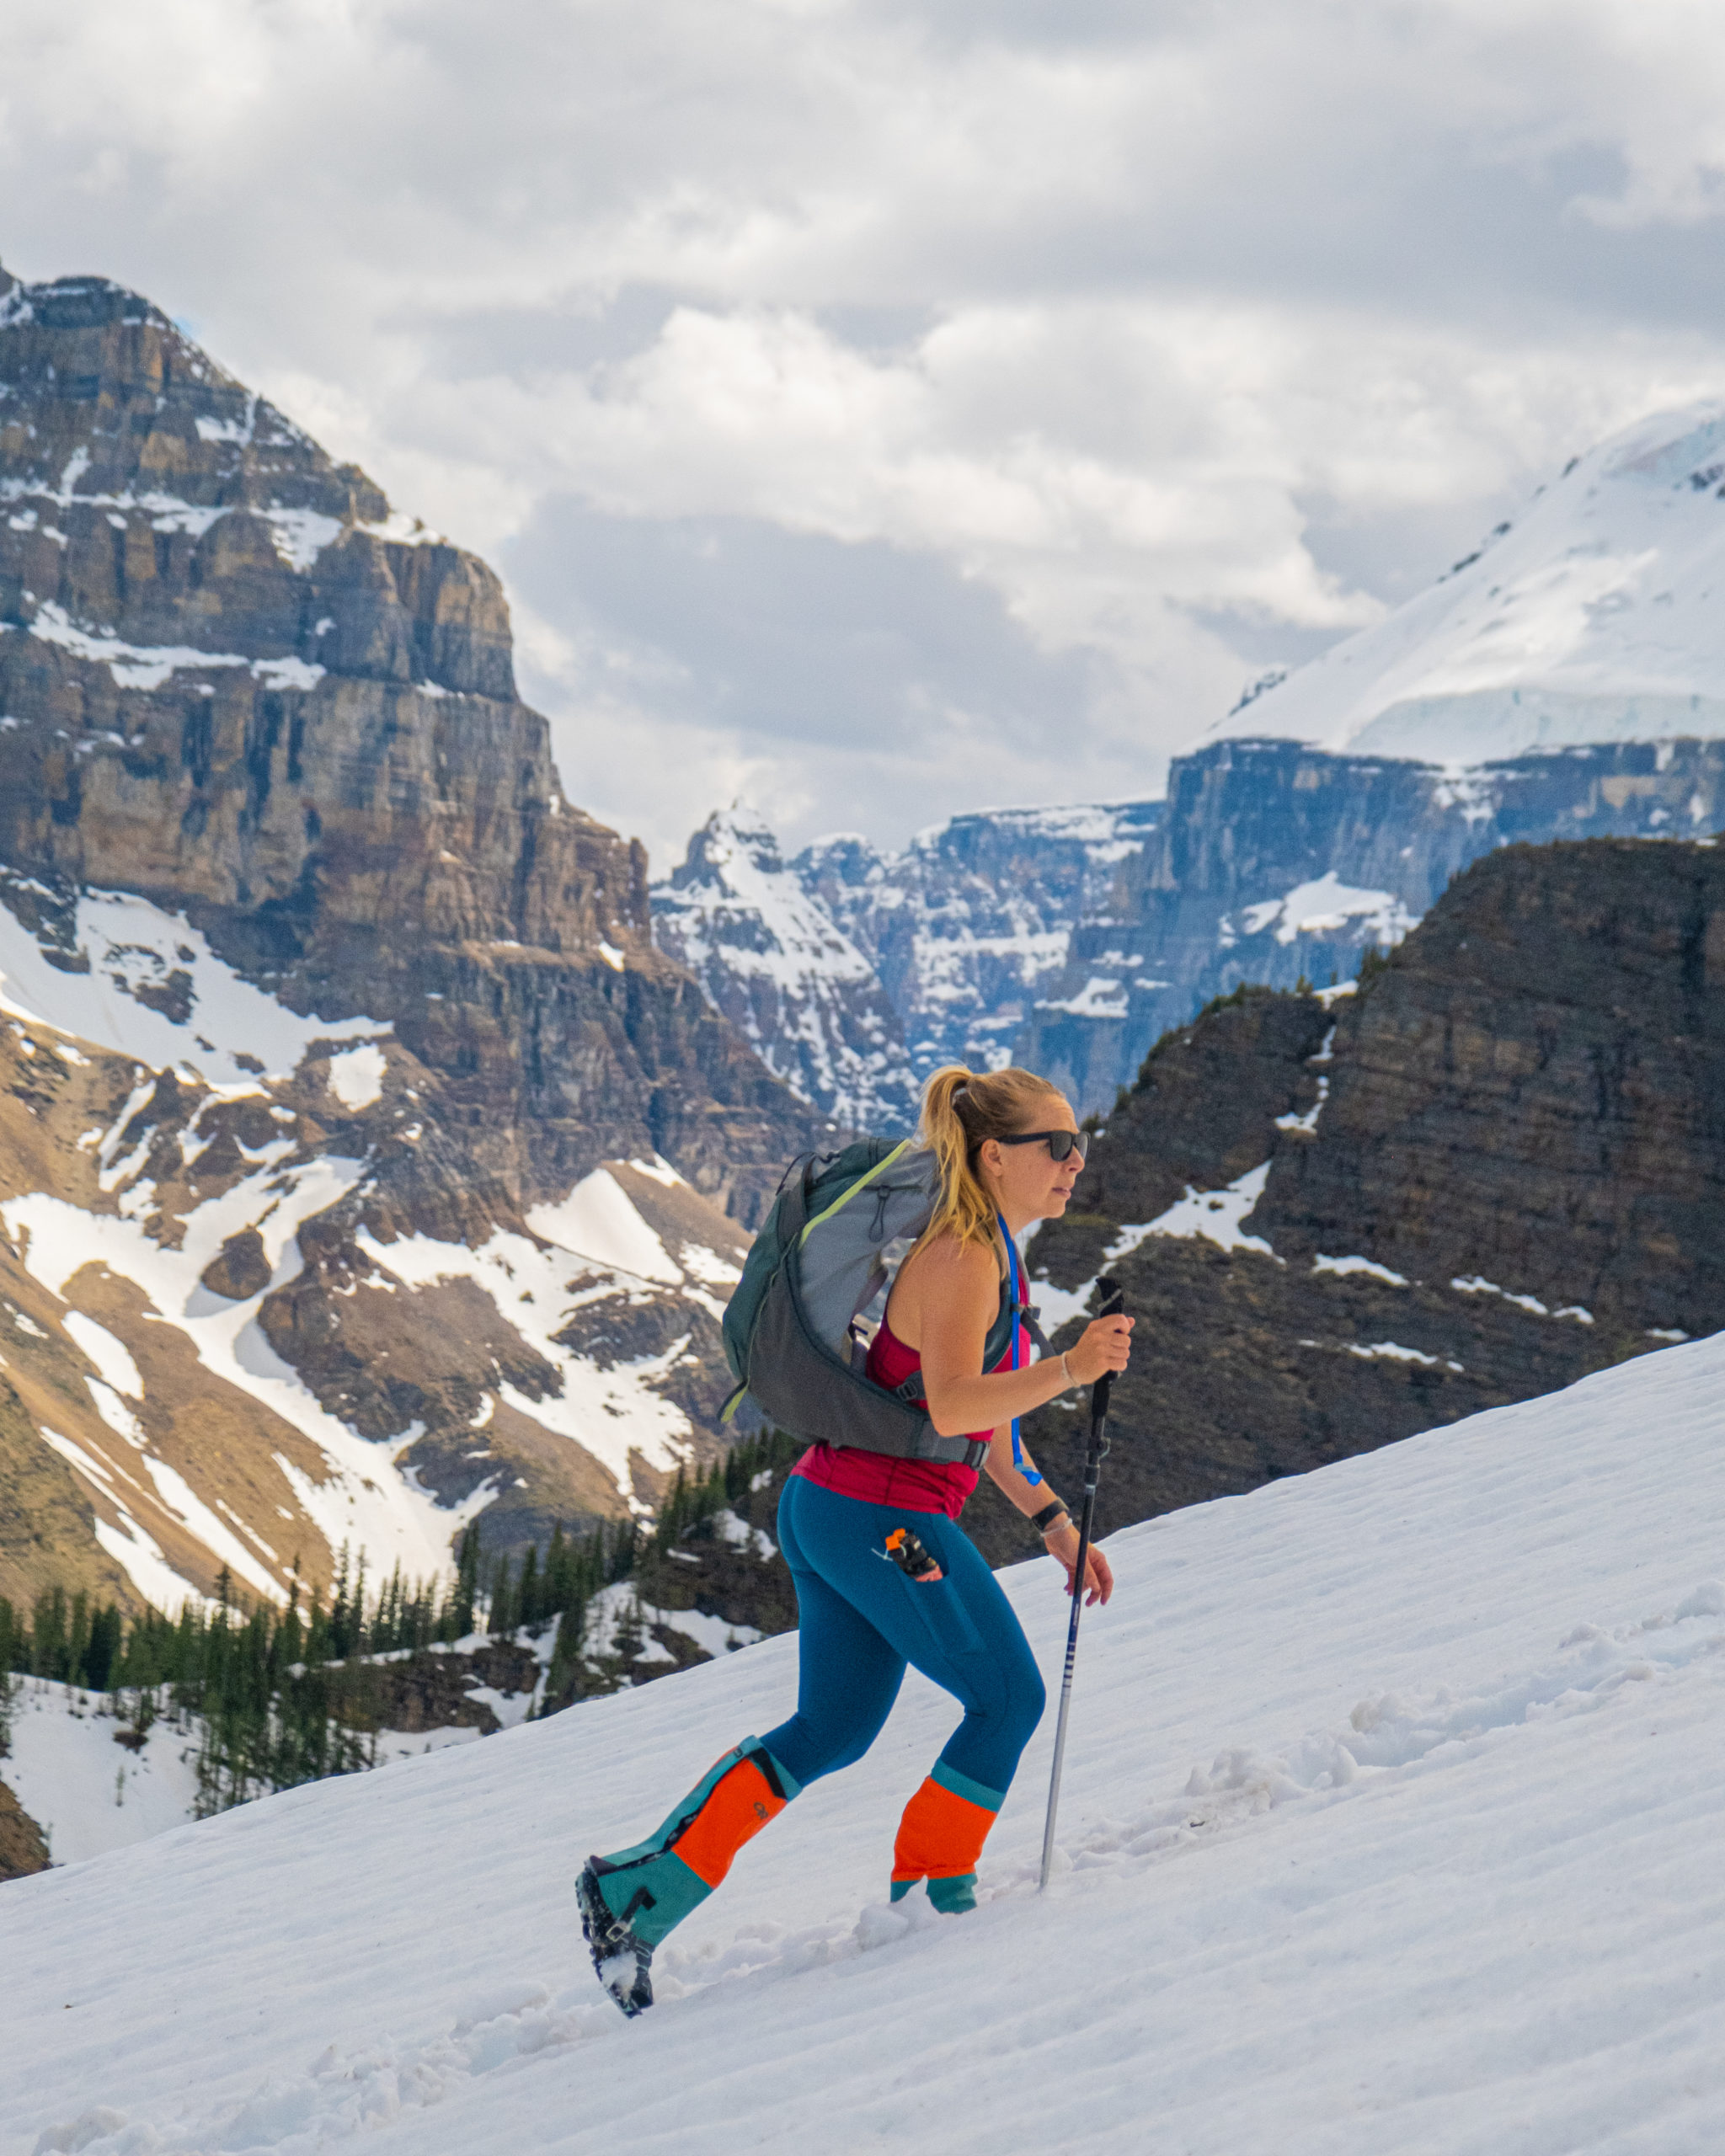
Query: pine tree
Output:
[[81, 1603, 121, 1691], [447, 1524, 481, 1640], [487, 1551, 515, 1641]]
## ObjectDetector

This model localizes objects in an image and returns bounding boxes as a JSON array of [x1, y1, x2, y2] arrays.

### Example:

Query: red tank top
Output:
[[789, 1315, 1022, 1518]]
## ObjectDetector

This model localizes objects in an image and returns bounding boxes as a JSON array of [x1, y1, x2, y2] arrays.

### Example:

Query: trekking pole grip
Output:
[[1087, 1275, 1125, 1431]]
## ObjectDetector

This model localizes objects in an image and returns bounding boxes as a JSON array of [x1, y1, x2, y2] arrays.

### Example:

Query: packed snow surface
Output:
[[324, 1043, 387, 1113], [1103, 1160, 1278, 1266], [8, 1336, 1725, 2153], [1204, 399, 1725, 763]]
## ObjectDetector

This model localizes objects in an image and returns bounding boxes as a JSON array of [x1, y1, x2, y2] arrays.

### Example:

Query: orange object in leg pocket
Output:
[[675, 1756, 787, 1889], [892, 1774, 996, 1883]]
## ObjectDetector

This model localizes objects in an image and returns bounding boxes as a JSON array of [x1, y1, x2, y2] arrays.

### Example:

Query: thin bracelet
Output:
[[1057, 1351, 1073, 1387]]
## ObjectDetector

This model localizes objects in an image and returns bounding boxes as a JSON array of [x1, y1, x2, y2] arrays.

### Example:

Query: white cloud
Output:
[[7, 0, 1725, 863]]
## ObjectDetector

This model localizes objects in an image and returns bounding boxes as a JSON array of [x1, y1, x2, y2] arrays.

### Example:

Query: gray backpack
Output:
[[721, 1138, 1043, 1470]]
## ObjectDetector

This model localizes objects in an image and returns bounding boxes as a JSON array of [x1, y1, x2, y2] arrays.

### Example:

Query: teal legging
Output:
[[761, 1474, 1046, 1804]]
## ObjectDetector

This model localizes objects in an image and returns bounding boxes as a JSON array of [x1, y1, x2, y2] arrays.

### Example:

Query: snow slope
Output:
[[6, 1335, 1725, 2154], [1204, 400, 1725, 764], [1, 1682, 201, 1864], [0, 886, 387, 1090]]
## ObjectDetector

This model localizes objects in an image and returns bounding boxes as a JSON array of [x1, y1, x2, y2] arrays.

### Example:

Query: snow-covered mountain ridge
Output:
[[1021, 401, 1725, 1107], [799, 800, 1161, 1081], [1205, 400, 1725, 763], [650, 808, 919, 1129], [654, 797, 1160, 1116], [6, 1331, 1724, 2153]]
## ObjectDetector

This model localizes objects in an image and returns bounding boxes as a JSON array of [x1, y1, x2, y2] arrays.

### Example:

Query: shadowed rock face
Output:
[[969, 839, 1725, 1566], [1257, 841, 1725, 1337], [0, 1779, 51, 1880], [0, 265, 825, 1225]]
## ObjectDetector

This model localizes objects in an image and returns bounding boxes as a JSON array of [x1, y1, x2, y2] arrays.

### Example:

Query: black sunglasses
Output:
[[996, 1128, 1089, 1163]]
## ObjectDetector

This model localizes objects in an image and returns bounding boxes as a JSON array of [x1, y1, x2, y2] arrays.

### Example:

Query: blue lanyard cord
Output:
[[998, 1216, 1043, 1487]]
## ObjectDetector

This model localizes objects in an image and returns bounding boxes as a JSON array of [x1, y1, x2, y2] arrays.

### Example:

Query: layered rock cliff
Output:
[[1021, 734, 1725, 1111], [974, 836, 1725, 1564], [798, 802, 1161, 1081], [0, 264, 820, 1217], [0, 264, 825, 1617]]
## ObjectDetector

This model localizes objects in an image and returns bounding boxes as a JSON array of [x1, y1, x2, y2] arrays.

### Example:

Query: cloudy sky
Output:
[[8, 0, 1725, 868]]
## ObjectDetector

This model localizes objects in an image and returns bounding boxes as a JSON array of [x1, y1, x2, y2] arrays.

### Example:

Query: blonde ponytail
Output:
[[918, 1064, 1067, 1257]]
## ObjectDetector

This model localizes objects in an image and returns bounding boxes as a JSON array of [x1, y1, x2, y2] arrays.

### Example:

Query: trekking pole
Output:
[[1039, 1275, 1124, 1892]]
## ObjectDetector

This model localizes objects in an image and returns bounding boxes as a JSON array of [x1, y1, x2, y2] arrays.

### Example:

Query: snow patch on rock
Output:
[[0, 887, 388, 1090]]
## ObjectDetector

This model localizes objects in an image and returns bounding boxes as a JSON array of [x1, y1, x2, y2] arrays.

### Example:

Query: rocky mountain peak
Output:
[[0, 265, 826, 1622], [0, 265, 595, 956], [0, 266, 825, 1205], [653, 803, 919, 1130], [666, 802, 798, 892], [0, 270, 381, 523]]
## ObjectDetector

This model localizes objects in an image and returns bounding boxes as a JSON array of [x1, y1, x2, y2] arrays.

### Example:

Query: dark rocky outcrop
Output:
[[970, 837, 1725, 1564], [350, 1641, 542, 1736], [1256, 840, 1725, 1334], [0, 1776, 51, 1880]]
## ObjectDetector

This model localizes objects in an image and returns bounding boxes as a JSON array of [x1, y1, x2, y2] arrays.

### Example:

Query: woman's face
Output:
[[976, 1092, 1085, 1224]]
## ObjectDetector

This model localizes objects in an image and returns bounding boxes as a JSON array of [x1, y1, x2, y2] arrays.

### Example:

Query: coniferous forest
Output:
[[0, 1429, 797, 1818]]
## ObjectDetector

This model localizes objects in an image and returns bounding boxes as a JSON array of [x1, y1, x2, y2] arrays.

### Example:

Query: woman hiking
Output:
[[578, 1065, 1135, 2014]]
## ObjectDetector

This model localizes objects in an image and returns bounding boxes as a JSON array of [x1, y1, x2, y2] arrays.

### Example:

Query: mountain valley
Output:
[[6, 262, 1725, 1873]]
